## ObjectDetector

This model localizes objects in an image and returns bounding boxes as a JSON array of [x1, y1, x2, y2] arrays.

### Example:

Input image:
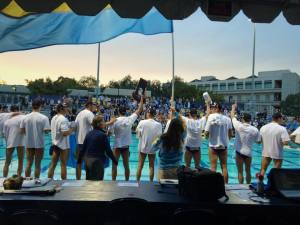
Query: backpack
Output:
[[177, 166, 228, 201]]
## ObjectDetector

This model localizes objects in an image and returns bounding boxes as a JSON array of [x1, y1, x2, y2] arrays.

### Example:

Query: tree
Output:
[[26, 77, 53, 95], [280, 93, 300, 116], [148, 80, 162, 96], [54, 76, 81, 94], [26, 76, 81, 95], [78, 76, 97, 90]]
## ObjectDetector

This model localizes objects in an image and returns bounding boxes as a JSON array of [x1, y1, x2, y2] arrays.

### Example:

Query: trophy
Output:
[[132, 78, 148, 103]]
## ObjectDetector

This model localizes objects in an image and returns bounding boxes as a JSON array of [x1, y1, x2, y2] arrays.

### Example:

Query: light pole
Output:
[[250, 20, 256, 118]]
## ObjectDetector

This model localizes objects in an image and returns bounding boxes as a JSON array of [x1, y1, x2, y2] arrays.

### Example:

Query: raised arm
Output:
[[230, 103, 237, 119], [105, 116, 116, 127], [134, 95, 145, 116]]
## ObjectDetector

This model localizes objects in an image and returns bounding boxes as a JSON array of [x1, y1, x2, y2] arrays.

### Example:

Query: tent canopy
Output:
[[1, 0, 300, 25]]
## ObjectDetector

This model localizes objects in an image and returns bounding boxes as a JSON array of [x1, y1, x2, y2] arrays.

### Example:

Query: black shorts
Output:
[[186, 146, 200, 153], [210, 147, 227, 154], [49, 145, 63, 155], [236, 151, 251, 160], [116, 146, 129, 152]]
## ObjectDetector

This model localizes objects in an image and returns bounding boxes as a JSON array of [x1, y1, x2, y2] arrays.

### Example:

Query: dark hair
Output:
[[148, 108, 156, 117], [161, 118, 185, 151], [55, 103, 66, 113], [272, 112, 283, 120], [242, 113, 251, 122], [32, 98, 42, 110], [85, 101, 95, 108], [119, 106, 127, 115], [190, 108, 197, 116], [210, 102, 222, 111], [10, 105, 19, 112], [92, 115, 103, 129]]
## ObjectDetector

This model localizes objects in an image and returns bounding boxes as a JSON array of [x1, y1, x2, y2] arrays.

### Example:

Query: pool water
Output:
[[0, 134, 299, 183]]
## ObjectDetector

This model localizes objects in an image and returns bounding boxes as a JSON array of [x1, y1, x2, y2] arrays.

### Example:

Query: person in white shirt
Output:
[[290, 126, 300, 144], [259, 113, 290, 177], [0, 106, 14, 138], [75, 101, 115, 180], [20, 99, 50, 178], [205, 102, 232, 183], [75, 101, 96, 180], [230, 104, 261, 184], [110, 96, 144, 181], [136, 108, 162, 181], [3, 105, 25, 177], [181, 108, 206, 168], [48, 103, 75, 180]]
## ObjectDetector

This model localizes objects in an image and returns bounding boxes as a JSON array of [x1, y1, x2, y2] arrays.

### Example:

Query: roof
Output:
[[0, 85, 30, 94], [246, 75, 258, 79], [1, 0, 300, 25], [190, 79, 201, 83], [226, 76, 238, 80], [207, 77, 219, 81]]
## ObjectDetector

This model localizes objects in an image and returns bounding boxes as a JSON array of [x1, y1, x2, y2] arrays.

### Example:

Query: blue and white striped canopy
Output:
[[1, 0, 300, 25]]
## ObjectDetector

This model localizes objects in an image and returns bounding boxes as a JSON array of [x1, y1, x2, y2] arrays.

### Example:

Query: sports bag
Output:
[[177, 166, 228, 201]]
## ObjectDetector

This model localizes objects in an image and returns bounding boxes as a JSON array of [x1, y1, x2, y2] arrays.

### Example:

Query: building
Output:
[[68, 88, 151, 97], [190, 70, 300, 115], [0, 85, 30, 105]]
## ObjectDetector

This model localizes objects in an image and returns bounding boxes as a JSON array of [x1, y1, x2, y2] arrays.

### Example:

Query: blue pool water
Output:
[[0, 134, 299, 183]]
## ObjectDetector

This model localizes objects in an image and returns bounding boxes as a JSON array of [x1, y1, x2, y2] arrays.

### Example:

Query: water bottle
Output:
[[256, 173, 264, 195], [203, 92, 212, 104]]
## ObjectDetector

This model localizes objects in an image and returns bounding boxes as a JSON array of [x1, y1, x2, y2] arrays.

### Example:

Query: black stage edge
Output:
[[0, 180, 299, 225]]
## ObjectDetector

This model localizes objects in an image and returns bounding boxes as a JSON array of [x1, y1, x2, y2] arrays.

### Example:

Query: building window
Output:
[[275, 80, 282, 88], [220, 83, 226, 90], [236, 82, 243, 90], [228, 83, 235, 90], [265, 94, 270, 102], [256, 95, 260, 102], [204, 84, 211, 90], [197, 84, 203, 89], [264, 80, 272, 89], [255, 81, 262, 89], [245, 82, 253, 89], [237, 95, 241, 102], [212, 84, 218, 91], [274, 93, 281, 101]]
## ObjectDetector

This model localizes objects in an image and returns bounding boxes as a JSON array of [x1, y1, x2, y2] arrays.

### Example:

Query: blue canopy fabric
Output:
[[0, 7, 173, 53]]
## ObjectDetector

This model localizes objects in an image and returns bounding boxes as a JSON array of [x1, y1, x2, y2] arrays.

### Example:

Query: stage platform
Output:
[[0, 180, 299, 225]]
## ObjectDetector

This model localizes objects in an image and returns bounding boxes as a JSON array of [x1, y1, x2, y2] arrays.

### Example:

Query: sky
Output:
[[0, 9, 300, 85]]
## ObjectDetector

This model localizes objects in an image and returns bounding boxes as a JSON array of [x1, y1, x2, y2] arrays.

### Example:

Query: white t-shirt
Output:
[[232, 117, 260, 157], [260, 122, 290, 159], [291, 127, 300, 136], [181, 116, 206, 148], [75, 109, 94, 145], [136, 119, 162, 154], [205, 113, 232, 148], [3, 114, 26, 148], [20, 112, 50, 149], [51, 114, 70, 150], [0, 112, 13, 137], [110, 113, 138, 148]]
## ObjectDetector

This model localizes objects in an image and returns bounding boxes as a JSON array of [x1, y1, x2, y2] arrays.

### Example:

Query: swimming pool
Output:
[[0, 134, 299, 183]]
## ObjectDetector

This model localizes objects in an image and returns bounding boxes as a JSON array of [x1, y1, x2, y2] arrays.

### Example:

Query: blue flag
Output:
[[0, 7, 173, 53]]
